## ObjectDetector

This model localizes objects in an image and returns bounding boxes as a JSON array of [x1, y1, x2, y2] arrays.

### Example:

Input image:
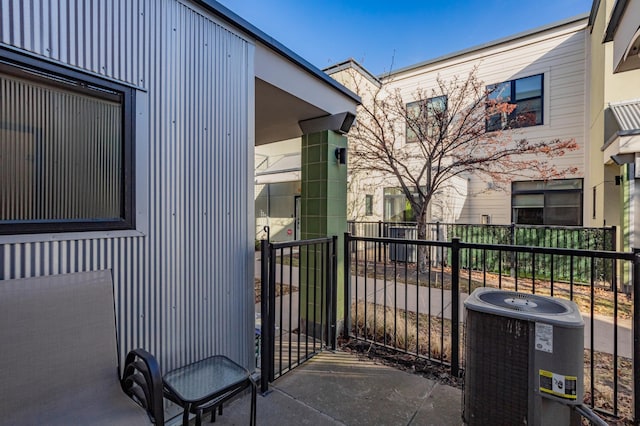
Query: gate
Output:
[[259, 236, 338, 393]]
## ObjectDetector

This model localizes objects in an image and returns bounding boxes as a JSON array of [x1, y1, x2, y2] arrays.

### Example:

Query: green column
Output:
[[299, 130, 347, 339]]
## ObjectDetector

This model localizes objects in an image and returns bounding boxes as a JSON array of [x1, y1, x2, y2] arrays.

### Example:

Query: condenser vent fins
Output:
[[464, 311, 530, 425]]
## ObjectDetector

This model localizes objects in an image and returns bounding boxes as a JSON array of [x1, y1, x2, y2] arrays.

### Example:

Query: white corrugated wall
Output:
[[0, 0, 255, 371]]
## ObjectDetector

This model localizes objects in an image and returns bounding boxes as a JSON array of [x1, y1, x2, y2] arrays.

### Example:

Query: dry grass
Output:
[[460, 268, 633, 320], [254, 278, 297, 303], [353, 262, 633, 319], [583, 351, 634, 424], [351, 301, 452, 362]]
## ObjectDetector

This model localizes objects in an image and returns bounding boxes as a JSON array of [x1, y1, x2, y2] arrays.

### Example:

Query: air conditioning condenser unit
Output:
[[463, 288, 584, 426]]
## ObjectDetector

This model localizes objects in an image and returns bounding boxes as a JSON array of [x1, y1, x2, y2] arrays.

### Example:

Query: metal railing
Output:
[[347, 221, 615, 252], [343, 233, 640, 422], [259, 237, 337, 393], [348, 221, 618, 290]]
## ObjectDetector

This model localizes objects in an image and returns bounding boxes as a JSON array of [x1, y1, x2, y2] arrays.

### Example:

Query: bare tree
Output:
[[342, 66, 578, 269]]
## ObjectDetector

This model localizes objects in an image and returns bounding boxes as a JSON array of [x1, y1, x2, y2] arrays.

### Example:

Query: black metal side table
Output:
[[163, 355, 256, 426]]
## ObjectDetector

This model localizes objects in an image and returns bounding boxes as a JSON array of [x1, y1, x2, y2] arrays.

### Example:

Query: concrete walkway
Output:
[[207, 350, 462, 426], [256, 256, 632, 358]]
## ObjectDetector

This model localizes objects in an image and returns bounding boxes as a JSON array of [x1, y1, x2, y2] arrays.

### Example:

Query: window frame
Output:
[[0, 47, 136, 235], [511, 179, 583, 226], [406, 95, 448, 143], [365, 194, 373, 216], [486, 74, 544, 132]]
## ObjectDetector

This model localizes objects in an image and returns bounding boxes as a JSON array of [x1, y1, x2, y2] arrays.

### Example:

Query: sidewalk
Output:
[[255, 256, 632, 358], [209, 350, 462, 426]]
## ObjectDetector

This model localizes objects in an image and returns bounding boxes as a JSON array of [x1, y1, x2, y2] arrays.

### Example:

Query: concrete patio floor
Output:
[[207, 350, 463, 426]]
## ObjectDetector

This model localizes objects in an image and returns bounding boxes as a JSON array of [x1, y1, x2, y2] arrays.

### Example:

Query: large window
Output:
[[0, 49, 135, 234], [486, 74, 543, 131], [511, 179, 582, 226], [406, 95, 447, 143]]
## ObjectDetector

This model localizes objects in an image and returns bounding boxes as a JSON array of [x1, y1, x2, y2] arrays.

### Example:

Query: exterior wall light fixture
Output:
[[335, 147, 347, 165]]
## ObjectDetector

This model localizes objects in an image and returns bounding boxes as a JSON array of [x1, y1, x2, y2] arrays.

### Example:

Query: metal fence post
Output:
[[260, 239, 270, 393], [329, 236, 338, 350], [344, 232, 352, 341], [510, 223, 516, 277], [377, 221, 383, 261], [267, 243, 277, 384], [451, 237, 461, 377], [633, 248, 640, 425]]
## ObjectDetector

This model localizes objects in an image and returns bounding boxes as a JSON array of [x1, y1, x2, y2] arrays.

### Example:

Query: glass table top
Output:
[[163, 355, 250, 402]]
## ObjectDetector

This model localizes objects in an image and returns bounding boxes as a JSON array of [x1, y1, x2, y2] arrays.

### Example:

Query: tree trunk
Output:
[[417, 209, 429, 273]]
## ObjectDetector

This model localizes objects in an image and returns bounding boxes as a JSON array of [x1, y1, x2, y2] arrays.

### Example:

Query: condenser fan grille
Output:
[[478, 291, 568, 314]]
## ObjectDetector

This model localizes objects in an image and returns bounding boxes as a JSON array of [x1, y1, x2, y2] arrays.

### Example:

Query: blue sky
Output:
[[216, 0, 593, 76]]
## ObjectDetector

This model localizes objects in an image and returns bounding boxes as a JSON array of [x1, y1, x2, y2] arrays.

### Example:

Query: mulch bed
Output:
[[340, 339, 463, 389]]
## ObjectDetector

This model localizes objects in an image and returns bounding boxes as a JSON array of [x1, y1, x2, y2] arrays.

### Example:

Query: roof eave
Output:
[[603, 0, 630, 42], [386, 13, 589, 78], [192, 0, 361, 104]]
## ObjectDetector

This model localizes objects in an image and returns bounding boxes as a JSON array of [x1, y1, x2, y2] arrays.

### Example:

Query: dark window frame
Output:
[[486, 74, 544, 132], [365, 194, 373, 216], [406, 95, 448, 143], [511, 178, 583, 226], [0, 47, 136, 235]]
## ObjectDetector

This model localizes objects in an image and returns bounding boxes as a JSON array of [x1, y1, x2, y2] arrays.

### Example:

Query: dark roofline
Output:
[[323, 59, 382, 87], [588, 0, 601, 31], [193, 0, 361, 104], [386, 13, 589, 78], [604, 0, 630, 42]]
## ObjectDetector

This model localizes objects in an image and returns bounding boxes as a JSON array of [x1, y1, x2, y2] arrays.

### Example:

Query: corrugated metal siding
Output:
[[0, 0, 254, 371], [0, 0, 146, 87]]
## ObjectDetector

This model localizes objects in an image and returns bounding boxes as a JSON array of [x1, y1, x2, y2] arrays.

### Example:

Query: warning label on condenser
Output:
[[535, 322, 553, 353], [539, 370, 577, 400]]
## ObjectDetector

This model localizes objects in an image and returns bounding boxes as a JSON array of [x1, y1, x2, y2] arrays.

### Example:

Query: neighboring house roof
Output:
[[381, 13, 589, 78], [323, 59, 382, 87], [588, 0, 602, 31], [193, 0, 360, 104]]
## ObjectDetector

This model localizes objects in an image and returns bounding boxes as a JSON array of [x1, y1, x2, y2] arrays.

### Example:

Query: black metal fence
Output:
[[344, 233, 640, 422], [347, 221, 615, 252], [348, 221, 618, 289], [259, 237, 338, 393]]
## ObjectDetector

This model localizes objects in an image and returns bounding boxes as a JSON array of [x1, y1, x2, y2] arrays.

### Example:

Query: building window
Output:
[[365, 194, 373, 216], [0, 49, 135, 235], [511, 179, 582, 226], [592, 186, 597, 220], [384, 187, 424, 222], [486, 74, 543, 131], [406, 95, 447, 143]]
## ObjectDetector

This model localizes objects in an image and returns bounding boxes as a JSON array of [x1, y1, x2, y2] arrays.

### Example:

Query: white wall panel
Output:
[[385, 18, 588, 225]]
